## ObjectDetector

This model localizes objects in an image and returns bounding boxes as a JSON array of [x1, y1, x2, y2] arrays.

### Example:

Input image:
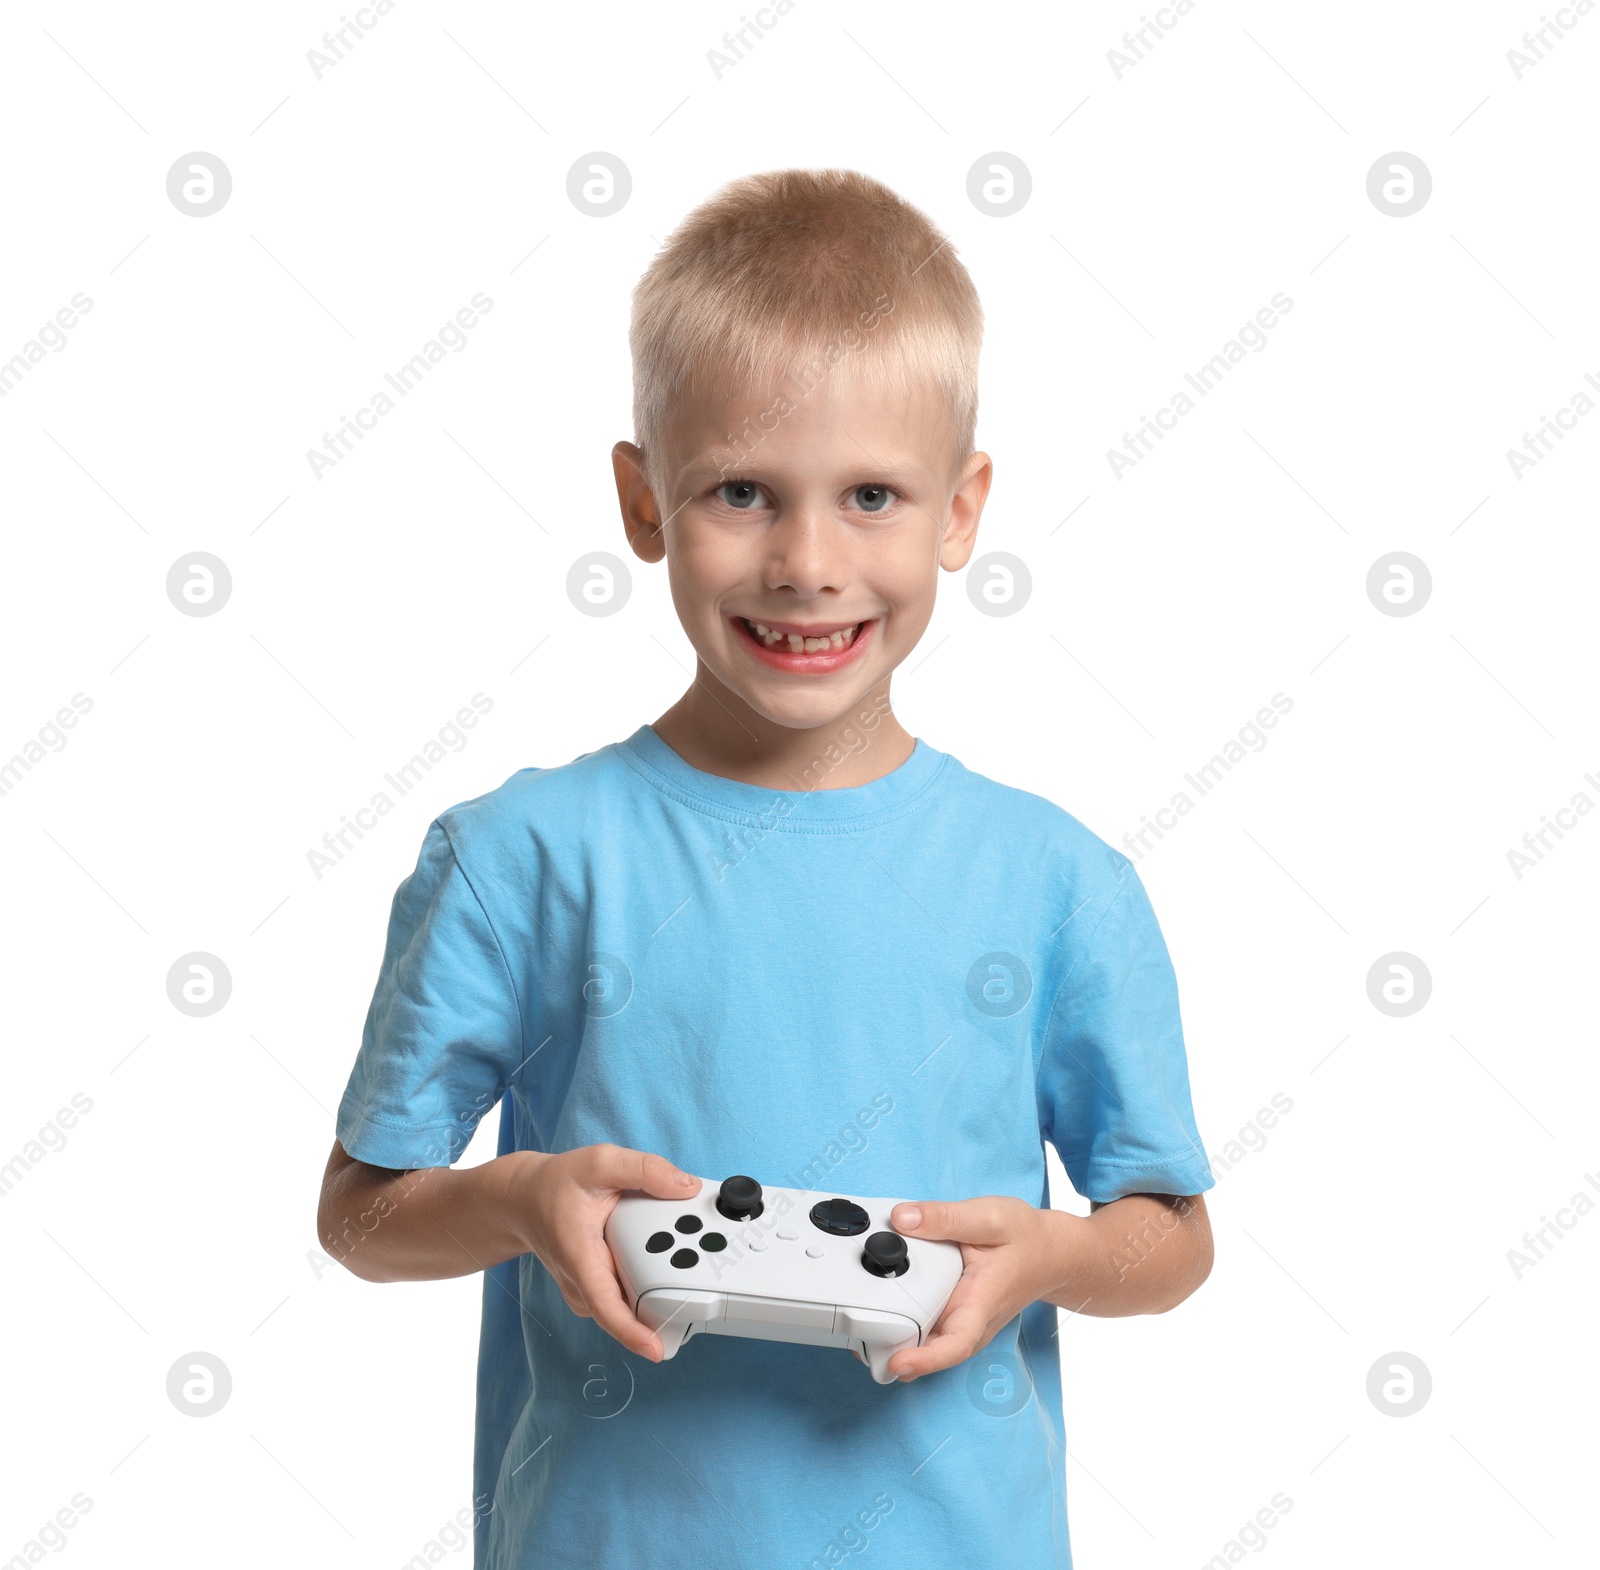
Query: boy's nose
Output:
[[765, 506, 848, 594]]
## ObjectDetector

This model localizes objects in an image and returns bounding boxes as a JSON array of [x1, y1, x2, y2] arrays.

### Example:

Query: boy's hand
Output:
[[508, 1143, 701, 1363], [881, 1197, 1071, 1381], [882, 1190, 1212, 1380]]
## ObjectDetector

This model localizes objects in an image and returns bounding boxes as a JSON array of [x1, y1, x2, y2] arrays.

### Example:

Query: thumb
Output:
[[624, 1148, 702, 1200], [893, 1196, 1010, 1245]]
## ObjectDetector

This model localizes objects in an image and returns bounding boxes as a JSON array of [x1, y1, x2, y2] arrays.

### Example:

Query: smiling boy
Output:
[[319, 168, 1214, 1569]]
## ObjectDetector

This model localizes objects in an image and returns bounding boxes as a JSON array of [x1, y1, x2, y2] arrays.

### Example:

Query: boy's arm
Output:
[[884, 1191, 1213, 1381], [315, 1138, 702, 1361]]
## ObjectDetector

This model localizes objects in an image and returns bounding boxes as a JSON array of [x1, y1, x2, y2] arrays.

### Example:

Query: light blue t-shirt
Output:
[[335, 722, 1213, 1570]]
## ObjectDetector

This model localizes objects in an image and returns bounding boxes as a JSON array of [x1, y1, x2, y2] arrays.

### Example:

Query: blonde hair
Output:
[[628, 168, 983, 492]]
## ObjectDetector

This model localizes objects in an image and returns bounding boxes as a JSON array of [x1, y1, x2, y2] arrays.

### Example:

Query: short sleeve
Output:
[[1037, 862, 1213, 1203], [335, 818, 525, 1170]]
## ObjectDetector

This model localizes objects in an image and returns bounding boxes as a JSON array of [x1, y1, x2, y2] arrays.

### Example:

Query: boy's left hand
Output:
[[880, 1197, 1074, 1382]]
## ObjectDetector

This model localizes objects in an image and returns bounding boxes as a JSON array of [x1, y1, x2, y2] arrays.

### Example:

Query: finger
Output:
[[888, 1301, 990, 1380], [892, 1196, 1015, 1245], [581, 1142, 700, 1199], [574, 1257, 663, 1361]]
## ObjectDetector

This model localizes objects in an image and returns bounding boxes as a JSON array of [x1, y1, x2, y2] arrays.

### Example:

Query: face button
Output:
[[861, 1232, 910, 1278], [701, 1233, 727, 1252], [675, 1215, 703, 1234], [717, 1175, 764, 1221], [645, 1232, 674, 1253], [670, 1248, 699, 1269], [810, 1197, 870, 1237]]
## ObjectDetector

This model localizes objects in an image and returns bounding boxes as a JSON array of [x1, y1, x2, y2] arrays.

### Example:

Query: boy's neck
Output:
[[651, 676, 916, 792]]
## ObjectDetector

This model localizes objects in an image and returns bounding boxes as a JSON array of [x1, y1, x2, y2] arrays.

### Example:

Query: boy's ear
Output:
[[938, 449, 993, 572], [612, 441, 666, 563]]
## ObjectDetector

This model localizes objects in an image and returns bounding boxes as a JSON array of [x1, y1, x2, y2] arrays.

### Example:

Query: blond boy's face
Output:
[[614, 362, 991, 735]]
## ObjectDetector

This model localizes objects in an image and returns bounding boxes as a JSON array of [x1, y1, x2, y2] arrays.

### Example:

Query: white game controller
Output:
[[605, 1174, 964, 1384]]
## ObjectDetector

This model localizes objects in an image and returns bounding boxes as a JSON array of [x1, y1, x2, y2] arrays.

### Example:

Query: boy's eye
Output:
[[715, 480, 768, 510], [851, 484, 897, 513]]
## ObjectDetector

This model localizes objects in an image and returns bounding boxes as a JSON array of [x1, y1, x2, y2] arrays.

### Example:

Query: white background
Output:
[[2, 1, 1596, 1566]]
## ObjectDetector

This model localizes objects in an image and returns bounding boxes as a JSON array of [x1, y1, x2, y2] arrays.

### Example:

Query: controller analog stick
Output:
[[717, 1175, 764, 1221], [862, 1232, 909, 1278]]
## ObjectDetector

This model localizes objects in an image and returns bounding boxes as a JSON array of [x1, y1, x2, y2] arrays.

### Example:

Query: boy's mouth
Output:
[[731, 614, 875, 671]]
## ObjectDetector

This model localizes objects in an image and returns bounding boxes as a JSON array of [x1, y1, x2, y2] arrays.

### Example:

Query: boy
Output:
[[318, 167, 1214, 1569]]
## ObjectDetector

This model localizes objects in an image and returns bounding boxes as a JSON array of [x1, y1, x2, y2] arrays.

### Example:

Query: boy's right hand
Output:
[[507, 1143, 701, 1362]]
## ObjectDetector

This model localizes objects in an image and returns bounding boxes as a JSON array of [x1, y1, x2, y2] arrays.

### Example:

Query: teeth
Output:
[[746, 619, 859, 652]]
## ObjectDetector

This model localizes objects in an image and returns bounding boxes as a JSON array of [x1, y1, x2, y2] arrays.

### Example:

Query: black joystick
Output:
[[861, 1231, 909, 1278], [717, 1174, 764, 1221]]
